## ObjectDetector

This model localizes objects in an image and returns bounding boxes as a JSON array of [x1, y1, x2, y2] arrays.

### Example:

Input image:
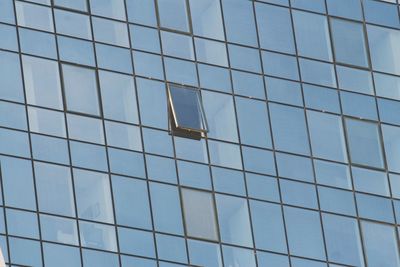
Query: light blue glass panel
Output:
[[216, 194, 253, 247], [255, 3, 294, 54], [276, 153, 313, 182], [307, 111, 347, 162], [0, 24, 18, 51], [63, 65, 100, 116], [119, 227, 155, 257], [281, 179, 318, 209], [323, 214, 364, 266], [356, 193, 394, 223], [143, 128, 173, 157], [70, 141, 107, 172], [146, 155, 177, 184], [368, 25, 400, 75], [303, 84, 340, 114], [67, 114, 104, 144], [96, 44, 132, 74], [390, 174, 400, 199], [374, 72, 400, 101], [133, 51, 164, 80], [54, 0, 87, 11], [130, 25, 160, 53], [229, 44, 261, 73], [291, 0, 325, 12], [345, 118, 384, 169], [188, 240, 222, 267], [203, 91, 238, 142], [177, 161, 211, 190], [35, 162, 75, 217], [257, 252, 289, 267], [108, 148, 145, 178], [121, 255, 157, 267], [318, 186, 356, 216], [293, 11, 332, 61], [0, 128, 29, 158], [175, 136, 208, 163], [382, 124, 400, 173], [236, 97, 271, 148], [195, 38, 227, 67], [341, 91, 377, 120], [0, 51, 24, 102], [156, 234, 187, 264], [262, 51, 299, 80], [74, 168, 114, 223], [222, 0, 257, 46], [0, 102, 27, 130], [0, 0, 15, 24], [164, 57, 197, 86], [1, 157, 35, 210], [54, 9, 92, 39], [232, 70, 265, 99], [222, 245, 256, 267], [9, 238, 42, 267], [299, 58, 336, 87], [352, 167, 389, 196], [28, 107, 66, 137], [246, 173, 279, 202], [162, 31, 194, 60], [266, 77, 302, 106], [326, 0, 362, 20], [208, 140, 242, 170], [99, 70, 138, 124], [7, 209, 38, 239], [364, 0, 399, 28], [378, 98, 400, 126], [40, 215, 79, 245], [43, 243, 81, 267], [150, 182, 183, 235], [15, 1, 53, 31], [105, 121, 142, 151], [79, 221, 117, 251], [314, 160, 352, 189], [58, 36, 95, 66], [242, 146, 275, 175], [198, 64, 231, 93], [284, 207, 325, 260], [82, 249, 119, 267], [361, 221, 400, 267], [250, 200, 287, 253], [32, 134, 69, 164], [126, 0, 157, 26], [330, 18, 368, 67], [22, 55, 63, 109], [291, 258, 327, 267], [213, 167, 245, 196], [90, 0, 126, 20], [92, 17, 129, 47], [112, 176, 151, 229], [336, 66, 373, 94], [189, 0, 224, 40], [158, 0, 190, 32], [270, 103, 309, 155]]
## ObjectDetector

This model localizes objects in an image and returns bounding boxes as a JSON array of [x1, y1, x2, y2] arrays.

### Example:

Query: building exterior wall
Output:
[[0, 0, 400, 266]]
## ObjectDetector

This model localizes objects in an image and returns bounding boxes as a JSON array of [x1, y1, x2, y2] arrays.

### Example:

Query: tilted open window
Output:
[[167, 84, 208, 139]]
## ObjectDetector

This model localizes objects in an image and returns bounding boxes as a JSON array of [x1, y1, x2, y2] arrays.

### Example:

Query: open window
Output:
[[167, 84, 208, 139]]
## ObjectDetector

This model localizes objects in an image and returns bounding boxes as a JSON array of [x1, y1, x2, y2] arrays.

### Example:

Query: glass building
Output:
[[1, 0, 400, 266]]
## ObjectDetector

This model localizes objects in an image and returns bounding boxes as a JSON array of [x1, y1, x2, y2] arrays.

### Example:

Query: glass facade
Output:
[[1, 0, 400, 266]]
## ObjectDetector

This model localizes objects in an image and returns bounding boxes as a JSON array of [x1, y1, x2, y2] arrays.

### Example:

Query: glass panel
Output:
[[28, 107, 66, 137], [0, 51, 24, 102], [168, 85, 206, 132], [382, 124, 400, 173], [7, 209, 39, 239], [126, 0, 157, 26], [330, 18, 368, 67], [67, 114, 104, 144], [222, 245, 256, 267], [345, 118, 384, 169], [189, 0, 224, 40], [156, 234, 187, 264], [326, 0, 362, 20], [40, 214, 78, 245], [62, 64, 100, 116], [22, 55, 63, 109], [96, 43, 132, 74], [90, 0, 126, 20], [181, 188, 218, 241], [9, 238, 42, 267], [54, 9, 92, 39], [54, 0, 87, 11], [158, 0, 190, 32], [208, 140, 242, 170], [79, 221, 117, 252], [15, 1, 54, 32], [118, 227, 155, 257], [188, 239, 222, 267], [315, 159, 352, 190], [58, 36, 95, 66], [19, 28, 57, 59], [43, 243, 81, 267]]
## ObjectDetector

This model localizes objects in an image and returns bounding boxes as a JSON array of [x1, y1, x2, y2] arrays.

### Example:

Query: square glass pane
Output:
[[158, 0, 190, 32]]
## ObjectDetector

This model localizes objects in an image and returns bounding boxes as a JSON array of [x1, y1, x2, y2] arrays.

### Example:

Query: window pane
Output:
[[92, 17, 129, 47], [345, 118, 384, 168], [216, 194, 253, 247], [382, 124, 400, 173], [189, 0, 224, 40], [158, 0, 190, 32], [54, 0, 87, 11], [126, 0, 157, 26], [58, 36, 95, 66], [74, 169, 114, 224], [67, 114, 104, 144], [19, 28, 57, 59], [16, 1, 54, 32], [90, 0, 126, 20], [293, 10, 332, 61], [55, 9, 92, 40], [40, 214, 78, 245], [188, 239, 223, 267], [43, 243, 81, 267], [331, 18, 368, 67], [28, 107, 66, 137], [79, 221, 117, 252], [62, 64, 100, 116], [0, 51, 24, 102], [181, 188, 218, 241], [22, 55, 63, 109], [168, 85, 206, 132]]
